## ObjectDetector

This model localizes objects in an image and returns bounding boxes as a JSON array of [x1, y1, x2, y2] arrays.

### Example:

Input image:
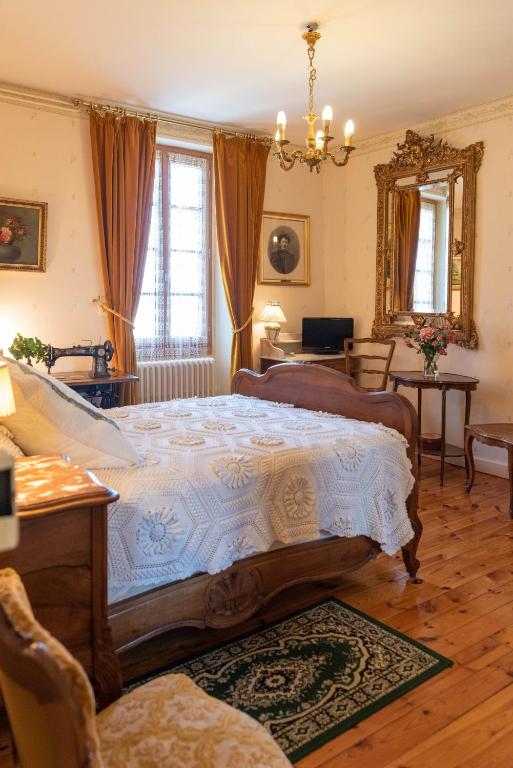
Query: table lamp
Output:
[[258, 301, 287, 343], [0, 361, 19, 552]]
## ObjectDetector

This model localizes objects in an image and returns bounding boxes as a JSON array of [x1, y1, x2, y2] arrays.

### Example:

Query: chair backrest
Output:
[[344, 337, 396, 392], [0, 568, 102, 768]]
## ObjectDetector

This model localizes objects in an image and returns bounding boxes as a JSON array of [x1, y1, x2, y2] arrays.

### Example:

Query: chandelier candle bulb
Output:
[[315, 130, 325, 151], [322, 105, 332, 134], [344, 120, 355, 146], [276, 111, 286, 141]]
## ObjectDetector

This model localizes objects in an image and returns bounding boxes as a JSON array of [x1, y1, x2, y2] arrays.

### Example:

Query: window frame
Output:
[[136, 143, 213, 360]]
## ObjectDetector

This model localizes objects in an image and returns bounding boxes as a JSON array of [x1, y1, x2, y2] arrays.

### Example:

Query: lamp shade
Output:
[[258, 301, 287, 325], [0, 363, 16, 418]]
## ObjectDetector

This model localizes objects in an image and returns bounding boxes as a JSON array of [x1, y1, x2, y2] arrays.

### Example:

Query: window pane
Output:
[[169, 295, 201, 339], [170, 251, 202, 294], [141, 248, 157, 295], [413, 203, 436, 312], [134, 294, 158, 339], [169, 162, 203, 208], [170, 207, 203, 252]]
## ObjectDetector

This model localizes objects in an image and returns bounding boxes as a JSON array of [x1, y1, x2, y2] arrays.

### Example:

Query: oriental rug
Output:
[[130, 598, 452, 762]]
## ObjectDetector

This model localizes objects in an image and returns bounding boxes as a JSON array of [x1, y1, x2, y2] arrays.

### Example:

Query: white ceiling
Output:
[[2, 0, 513, 142]]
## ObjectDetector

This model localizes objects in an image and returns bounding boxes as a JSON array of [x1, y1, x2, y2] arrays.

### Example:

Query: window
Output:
[[135, 146, 212, 361], [413, 201, 436, 313]]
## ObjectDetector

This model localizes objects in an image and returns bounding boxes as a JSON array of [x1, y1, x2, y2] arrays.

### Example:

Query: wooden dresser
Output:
[[0, 455, 122, 706]]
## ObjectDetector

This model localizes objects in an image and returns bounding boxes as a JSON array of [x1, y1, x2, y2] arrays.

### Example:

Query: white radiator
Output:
[[137, 358, 215, 403]]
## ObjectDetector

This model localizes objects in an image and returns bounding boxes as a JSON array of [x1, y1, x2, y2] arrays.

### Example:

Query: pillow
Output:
[[0, 425, 24, 458], [0, 357, 139, 469]]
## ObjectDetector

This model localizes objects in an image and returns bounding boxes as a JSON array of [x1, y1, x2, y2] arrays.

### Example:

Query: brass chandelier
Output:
[[274, 23, 356, 173]]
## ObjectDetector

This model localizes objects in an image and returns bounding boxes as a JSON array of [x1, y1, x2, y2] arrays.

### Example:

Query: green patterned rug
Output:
[[130, 599, 451, 763]]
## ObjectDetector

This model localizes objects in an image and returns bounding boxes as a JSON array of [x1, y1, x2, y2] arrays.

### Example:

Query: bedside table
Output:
[[0, 455, 122, 706]]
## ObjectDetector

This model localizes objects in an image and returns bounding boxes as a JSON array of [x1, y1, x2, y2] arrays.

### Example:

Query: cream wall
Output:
[[251, 160, 325, 371], [322, 110, 513, 478], [0, 101, 108, 363], [0, 98, 326, 390]]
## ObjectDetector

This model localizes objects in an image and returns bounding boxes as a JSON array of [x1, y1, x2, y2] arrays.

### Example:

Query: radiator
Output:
[[137, 358, 215, 402]]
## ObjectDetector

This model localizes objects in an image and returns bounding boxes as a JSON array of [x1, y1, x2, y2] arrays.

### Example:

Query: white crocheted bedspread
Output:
[[96, 395, 415, 603]]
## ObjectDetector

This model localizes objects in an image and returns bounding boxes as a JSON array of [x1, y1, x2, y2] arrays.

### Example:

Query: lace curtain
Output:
[[135, 147, 211, 361]]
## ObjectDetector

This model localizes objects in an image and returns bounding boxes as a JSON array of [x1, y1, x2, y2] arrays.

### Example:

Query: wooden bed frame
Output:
[[107, 364, 421, 658]]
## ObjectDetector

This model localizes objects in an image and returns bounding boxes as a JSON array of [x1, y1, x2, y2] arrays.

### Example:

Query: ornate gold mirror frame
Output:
[[372, 130, 484, 348]]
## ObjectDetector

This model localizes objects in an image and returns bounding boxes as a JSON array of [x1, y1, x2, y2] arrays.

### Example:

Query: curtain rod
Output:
[[72, 97, 272, 144]]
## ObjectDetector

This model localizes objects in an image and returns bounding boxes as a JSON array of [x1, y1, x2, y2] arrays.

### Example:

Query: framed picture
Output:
[[0, 197, 47, 272], [259, 211, 310, 285]]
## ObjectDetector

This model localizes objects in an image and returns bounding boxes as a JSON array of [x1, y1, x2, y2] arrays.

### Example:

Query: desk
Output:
[[51, 370, 139, 408], [390, 371, 479, 487], [260, 352, 346, 374]]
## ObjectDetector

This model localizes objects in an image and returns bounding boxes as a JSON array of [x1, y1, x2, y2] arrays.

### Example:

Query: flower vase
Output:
[[423, 354, 439, 379]]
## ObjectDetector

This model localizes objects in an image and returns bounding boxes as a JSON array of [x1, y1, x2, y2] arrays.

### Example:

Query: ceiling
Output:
[[2, 0, 513, 142]]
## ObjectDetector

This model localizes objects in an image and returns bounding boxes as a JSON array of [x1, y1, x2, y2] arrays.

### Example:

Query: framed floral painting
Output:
[[0, 197, 47, 272], [259, 211, 310, 285]]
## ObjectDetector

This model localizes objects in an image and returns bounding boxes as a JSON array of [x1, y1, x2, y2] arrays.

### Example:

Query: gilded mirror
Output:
[[372, 130, 483, 347]]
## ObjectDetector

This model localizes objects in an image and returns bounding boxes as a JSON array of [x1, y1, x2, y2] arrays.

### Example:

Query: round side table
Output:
[[390, 371, 479, 487]]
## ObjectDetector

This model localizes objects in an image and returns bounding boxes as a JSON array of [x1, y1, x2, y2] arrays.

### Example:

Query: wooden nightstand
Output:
[[0, 455, 121, 707]]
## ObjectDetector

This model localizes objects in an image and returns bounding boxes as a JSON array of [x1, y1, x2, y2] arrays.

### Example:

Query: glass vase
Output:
[[423, 354, 439, 379]]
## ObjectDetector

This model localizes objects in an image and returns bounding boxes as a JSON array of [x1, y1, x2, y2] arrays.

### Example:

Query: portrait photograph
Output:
[[259, 211, 310, 285], [0, 197, 47, 272]]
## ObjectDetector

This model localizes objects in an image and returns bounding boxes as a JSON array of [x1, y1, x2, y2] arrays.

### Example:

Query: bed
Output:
[[1, 361, 420, 702], [101, 364, 421, 656]]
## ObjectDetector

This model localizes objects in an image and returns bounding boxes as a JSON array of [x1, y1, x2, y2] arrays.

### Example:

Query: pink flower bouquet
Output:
[[404, 325, 455, 377]]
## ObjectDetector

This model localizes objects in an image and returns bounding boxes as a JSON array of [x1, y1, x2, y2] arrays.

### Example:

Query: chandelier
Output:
[[273, 23, 356, 173]]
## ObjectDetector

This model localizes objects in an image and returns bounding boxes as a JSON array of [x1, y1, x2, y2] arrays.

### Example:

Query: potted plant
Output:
[[8, 333, 49, 367]]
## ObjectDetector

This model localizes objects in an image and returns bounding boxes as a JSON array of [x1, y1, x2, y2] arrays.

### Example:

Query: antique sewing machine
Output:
[[44, 340, 114, 378]]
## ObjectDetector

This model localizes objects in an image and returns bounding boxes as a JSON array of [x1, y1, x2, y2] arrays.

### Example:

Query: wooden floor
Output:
[[2, 461, 513, 767], [297, 461, 513, 768]]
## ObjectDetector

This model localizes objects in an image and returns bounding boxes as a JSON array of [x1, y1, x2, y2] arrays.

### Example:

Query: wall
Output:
[[0, 100, 108, 363], [0, 97, 326, 392], [250, 160, 325, 370], [322, 108, 513, 478]]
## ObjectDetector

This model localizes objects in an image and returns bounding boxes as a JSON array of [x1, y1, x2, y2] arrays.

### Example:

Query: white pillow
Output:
[[0, 425, 24, 459], [1, 356, 139, 469]]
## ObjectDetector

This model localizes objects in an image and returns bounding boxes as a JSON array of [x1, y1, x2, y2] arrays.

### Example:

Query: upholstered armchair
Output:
[[0, 568, 290, 768]]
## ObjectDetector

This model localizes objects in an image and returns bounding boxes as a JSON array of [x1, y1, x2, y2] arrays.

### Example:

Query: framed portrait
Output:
[[0, 197, 47, 272], [259, 211, 310, 285]]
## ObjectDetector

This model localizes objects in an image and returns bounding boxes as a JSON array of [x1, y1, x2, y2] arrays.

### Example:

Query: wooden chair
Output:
[[344, 337, 396, 392], [0, 568, 290, 768]]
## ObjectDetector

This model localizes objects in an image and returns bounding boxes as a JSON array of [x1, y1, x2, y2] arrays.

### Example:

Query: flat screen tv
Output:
[[302, 317, 354, 354]]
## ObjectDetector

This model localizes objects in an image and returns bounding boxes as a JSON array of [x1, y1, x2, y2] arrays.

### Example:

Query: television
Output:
[[302, 317, 354, 354]]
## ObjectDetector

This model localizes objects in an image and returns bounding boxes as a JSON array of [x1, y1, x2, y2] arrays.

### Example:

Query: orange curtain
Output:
[[90, 112, 156, 405], [213, 134, 270, 379], [394, 189, 421, 313]]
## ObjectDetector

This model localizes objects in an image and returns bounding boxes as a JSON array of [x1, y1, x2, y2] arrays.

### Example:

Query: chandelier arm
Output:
[[327, 148, 355, 167]]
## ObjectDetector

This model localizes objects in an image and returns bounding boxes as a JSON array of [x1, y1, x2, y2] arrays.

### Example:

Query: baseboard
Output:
[[445, 455, 509, 480]]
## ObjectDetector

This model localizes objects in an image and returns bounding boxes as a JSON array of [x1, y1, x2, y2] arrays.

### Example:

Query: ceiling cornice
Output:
[[356, 95, 513, 155], [1, 80, 513, 154]]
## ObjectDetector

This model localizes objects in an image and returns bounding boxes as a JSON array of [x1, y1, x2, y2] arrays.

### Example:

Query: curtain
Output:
[[394, 189, 421, 313], [90, 111, 156, 405], [213, 134, 270, 379]]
